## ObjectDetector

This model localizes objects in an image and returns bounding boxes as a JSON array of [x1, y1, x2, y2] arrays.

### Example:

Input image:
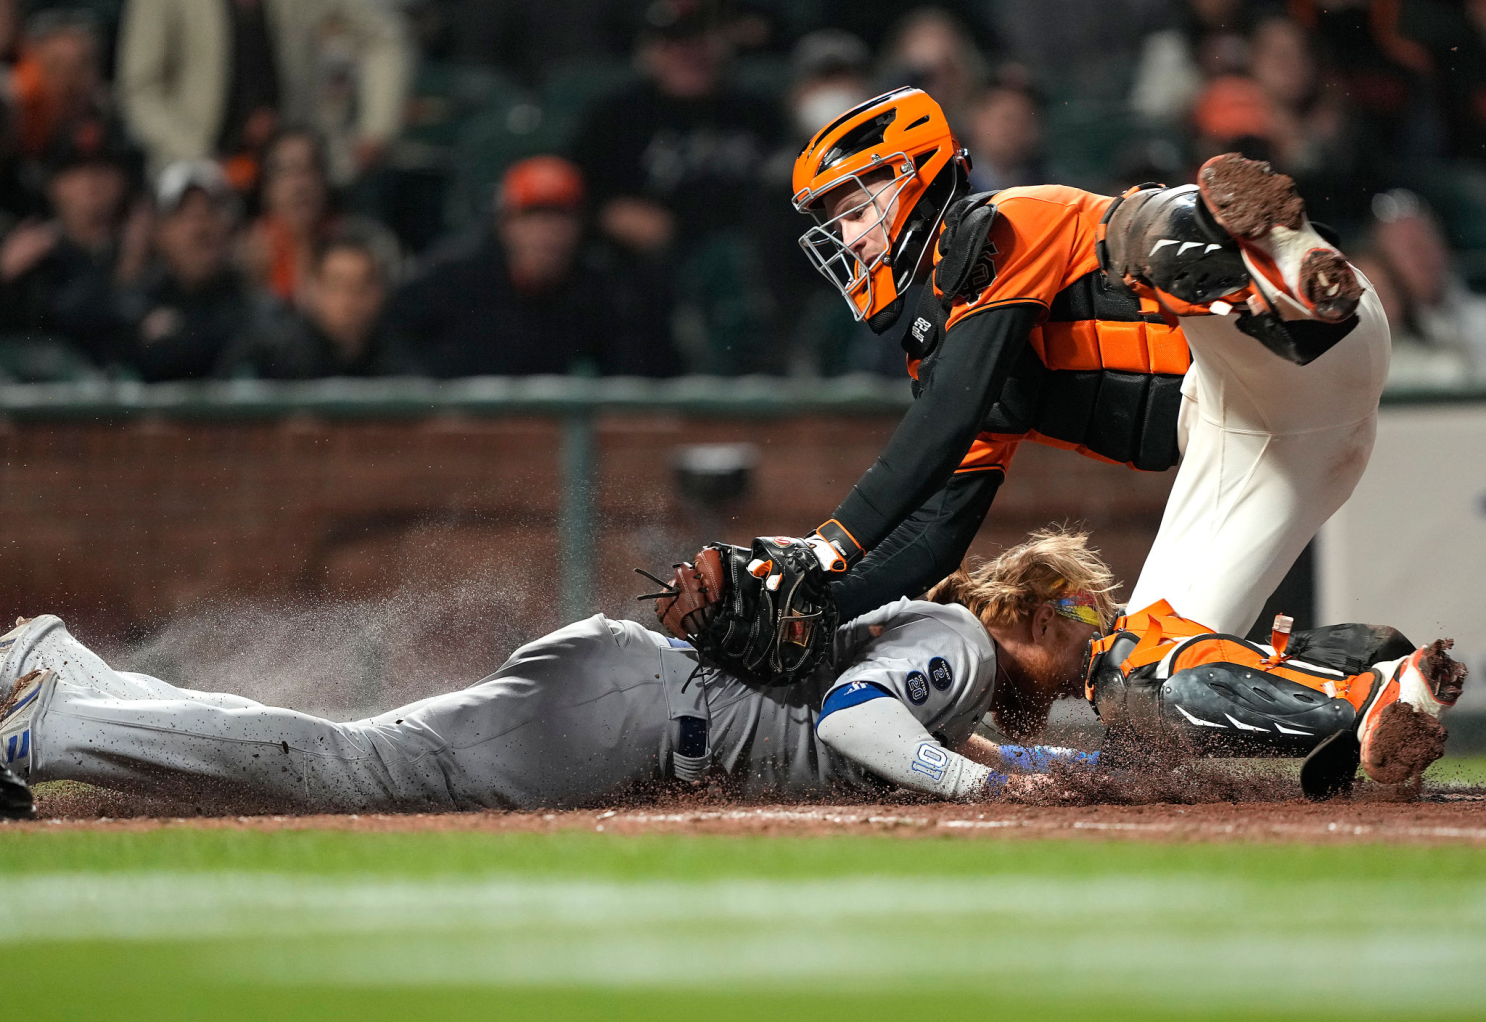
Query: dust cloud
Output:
[[102, 575, 560, 720]]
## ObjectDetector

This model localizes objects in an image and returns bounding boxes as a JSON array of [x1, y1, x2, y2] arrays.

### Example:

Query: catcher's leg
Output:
[[1119, 158, 1389, 636], [1090, 635, 1357, 761], [1354, 640, 1467, 785], [1125, 288, 1388, 637], [1195, 154, 1362, 324], [1089, 633, 1467, 794], [1296, 640, 1466, 794]]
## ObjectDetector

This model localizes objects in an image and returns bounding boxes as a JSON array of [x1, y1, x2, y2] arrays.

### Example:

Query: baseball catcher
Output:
[[645, 86, 1388, 693]]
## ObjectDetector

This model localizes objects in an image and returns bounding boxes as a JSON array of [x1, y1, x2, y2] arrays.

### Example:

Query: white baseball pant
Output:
[[1126, 282, 1391, 634]]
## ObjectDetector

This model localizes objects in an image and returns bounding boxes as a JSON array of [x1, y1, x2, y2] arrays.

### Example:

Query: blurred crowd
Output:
[[0, 0, 1479, 385]]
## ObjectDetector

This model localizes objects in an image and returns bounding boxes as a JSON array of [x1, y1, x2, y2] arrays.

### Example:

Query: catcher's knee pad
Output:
[[1158, 661, 1356, 756], [1086, 631, 1140, 725], [1099, 184, 1249, 305]]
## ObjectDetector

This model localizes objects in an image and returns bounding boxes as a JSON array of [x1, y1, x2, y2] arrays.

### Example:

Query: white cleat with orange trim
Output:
[[1198, 153, 1363, 324], [1356, 639, 1467, 785]]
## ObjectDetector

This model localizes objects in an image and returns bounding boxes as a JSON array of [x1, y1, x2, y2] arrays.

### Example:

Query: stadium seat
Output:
[[0, 335, 104, 383]]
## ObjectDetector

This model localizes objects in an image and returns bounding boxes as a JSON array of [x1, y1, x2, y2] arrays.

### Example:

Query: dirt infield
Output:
[[17, 784, 1486, 845]]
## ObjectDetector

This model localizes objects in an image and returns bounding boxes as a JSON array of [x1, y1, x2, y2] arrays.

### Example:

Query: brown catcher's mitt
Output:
[[642, 546, 728, 640]]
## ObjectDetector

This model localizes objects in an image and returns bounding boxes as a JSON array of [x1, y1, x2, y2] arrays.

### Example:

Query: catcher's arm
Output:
[[815, 303, 1040, 565], [828, 466, 1006, 622]]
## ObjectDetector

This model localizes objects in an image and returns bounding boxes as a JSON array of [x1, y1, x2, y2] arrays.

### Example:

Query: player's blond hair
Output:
[[924, 525, 1119, 631]]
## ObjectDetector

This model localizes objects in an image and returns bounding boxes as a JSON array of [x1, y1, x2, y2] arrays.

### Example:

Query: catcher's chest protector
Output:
[[911, 186, 1193, 472]]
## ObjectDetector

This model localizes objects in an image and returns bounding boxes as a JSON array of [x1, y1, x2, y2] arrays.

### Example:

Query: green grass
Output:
[[1428, 754, 1486, 786], [2, 829, 1484, 1021]]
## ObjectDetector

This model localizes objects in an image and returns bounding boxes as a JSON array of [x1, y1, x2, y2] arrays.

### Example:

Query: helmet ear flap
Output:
[[889, 156, 969, 296]]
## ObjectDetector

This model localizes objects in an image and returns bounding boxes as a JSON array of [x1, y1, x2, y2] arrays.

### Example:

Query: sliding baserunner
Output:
[[0, 530, 1114, 814]]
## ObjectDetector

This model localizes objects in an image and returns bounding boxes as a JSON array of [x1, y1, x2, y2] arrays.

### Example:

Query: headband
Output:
[[1052, 591, 1102, 628]]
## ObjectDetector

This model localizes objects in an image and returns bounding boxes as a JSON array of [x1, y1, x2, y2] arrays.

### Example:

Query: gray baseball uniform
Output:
[[21, 600, 996, 811]]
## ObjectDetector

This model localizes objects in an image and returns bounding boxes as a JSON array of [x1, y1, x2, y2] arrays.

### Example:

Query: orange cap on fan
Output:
[[499, 156, 585, 213]]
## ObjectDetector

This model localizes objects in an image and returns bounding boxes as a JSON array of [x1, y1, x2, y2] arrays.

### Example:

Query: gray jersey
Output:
[[700, 599, 999, 797]]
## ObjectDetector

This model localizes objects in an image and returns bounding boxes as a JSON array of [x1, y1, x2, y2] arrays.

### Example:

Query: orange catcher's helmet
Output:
[[792, 87, 968, 330]]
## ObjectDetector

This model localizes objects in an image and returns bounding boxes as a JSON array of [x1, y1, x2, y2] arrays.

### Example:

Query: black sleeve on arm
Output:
[[829, 302, 1040, 551], [831, 467, 1005, 621]]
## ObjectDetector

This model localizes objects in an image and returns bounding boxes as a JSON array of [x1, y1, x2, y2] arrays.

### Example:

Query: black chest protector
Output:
[[903, 192, 1184, 473]]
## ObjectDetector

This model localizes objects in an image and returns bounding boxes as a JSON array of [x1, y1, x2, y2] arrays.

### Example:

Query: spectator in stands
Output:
[[1285, 0, 1431, 184], [221, 229, 396, 378], [876, 8, 985, 128], [994, 0, 1159, 101], [238, 127, 399, 306], [784, 29, 871, 143], [759, 29, 876, 375], [119, 160, 256, 382], [1369, 189, 1486, 383], [1129, 0, 1251, 124], [387, 155, 680, 377], [417, 0, 637, 88], [1447, 0, 1486, 161], [1400, 0, 1486, 163], [964, 83, 1045, 192], [5, 9, 111, 218], [117, 0, 412, 187], [813, 0, 1002, 57], [0, 0, 17, 69], [570, 0, 782, 258], [1246, 17, 1349, 176], [1352, 250, 1470, 388], [11, 9, 107, 161], [1190, 16, 1357, 223], [0, 115, 146, 368]]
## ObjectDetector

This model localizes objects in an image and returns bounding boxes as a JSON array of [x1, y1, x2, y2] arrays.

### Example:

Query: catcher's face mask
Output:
[[797, 164, 917, 323], [792, 86, 966, 327]]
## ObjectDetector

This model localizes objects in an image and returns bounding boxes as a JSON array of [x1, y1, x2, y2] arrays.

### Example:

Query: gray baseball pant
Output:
[[30, 615, 703, 810]]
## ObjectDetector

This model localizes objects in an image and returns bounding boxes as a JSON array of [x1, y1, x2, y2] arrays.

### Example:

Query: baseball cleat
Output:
[[0, 761, 32, 820], [1356, 640, 1466, 785], [1299, 728, 1361, 801], [0, 667, 48, 778], [1197, 153, 1362, 323]]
